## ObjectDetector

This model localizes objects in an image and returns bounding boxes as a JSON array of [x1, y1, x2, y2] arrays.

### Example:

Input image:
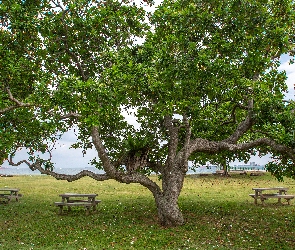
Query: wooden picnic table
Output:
[[250, 187, 294, 205], [54, 193, 101, 215], [0, 188, 22, 203]]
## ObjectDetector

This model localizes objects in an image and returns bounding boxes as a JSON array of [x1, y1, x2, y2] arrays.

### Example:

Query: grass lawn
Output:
[[1, 173, 295, 249]]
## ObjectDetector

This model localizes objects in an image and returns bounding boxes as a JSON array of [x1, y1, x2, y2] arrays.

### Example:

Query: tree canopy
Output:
[[1, 0, 295, 226]]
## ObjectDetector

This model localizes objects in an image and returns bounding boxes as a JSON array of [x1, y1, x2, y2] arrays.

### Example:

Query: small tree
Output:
[[1, 0, 295, 227]]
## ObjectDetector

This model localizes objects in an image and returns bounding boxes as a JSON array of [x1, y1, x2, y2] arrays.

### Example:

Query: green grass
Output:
[[1, 173, 295, 249]]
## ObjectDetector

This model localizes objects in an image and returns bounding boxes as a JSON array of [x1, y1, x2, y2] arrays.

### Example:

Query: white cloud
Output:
[[1, 128, 98, 170], [121, 107, 141, 129], [279, 60, 295, 74], [133, 0, 162, 11], [230, 154, 272, 166], [279, 57, 295, 100]]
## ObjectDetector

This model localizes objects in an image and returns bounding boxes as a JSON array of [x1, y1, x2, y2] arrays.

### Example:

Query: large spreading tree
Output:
[[1, 0, 295, 226]]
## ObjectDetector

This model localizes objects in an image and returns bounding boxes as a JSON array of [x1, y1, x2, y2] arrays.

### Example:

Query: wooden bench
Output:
[[0, 194, 11, 203], [249, 172, 264, 176], [54, 200, 101, 215], [249, 193, 295, 205], [0, 189, 22, 203], [66, 199, 101, 204]]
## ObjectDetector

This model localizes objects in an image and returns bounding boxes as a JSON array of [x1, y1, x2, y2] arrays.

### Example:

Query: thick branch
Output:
[[7, 156, 110, 182], [189, 137, 295, 161], [35, 167, 111, 182], [59, 112, 82, 119], [177, 115, 191, 172], [223, 72, 259, 143], [91, 126, 117, 176], [163, 116, 179, 167], [91, 126, 161, 192], [221, 103, 248, 126], [47, 110, 82, 120], [222, 99, 254, 144]]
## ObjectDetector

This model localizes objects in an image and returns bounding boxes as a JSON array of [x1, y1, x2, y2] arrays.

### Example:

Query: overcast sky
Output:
[[2, 1, 295, 169]]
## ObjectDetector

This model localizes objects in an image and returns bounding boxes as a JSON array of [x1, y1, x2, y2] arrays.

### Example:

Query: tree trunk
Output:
[[154, 192, 184, 227], [92, 126, 186, 226], [153, 168, 185, 227]]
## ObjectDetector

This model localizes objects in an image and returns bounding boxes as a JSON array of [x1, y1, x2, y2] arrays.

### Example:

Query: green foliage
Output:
[[0, 0, 148, 165], [1, 0, 295, 181], [122, 0, 295, 175], [123, 134, 150, 154]]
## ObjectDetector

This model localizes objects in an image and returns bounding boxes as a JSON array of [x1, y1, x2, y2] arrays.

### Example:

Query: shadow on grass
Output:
[[1, 174, 295, 249]]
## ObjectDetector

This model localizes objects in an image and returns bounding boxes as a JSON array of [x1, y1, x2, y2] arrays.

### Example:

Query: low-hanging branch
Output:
[[7, 155, 110, 182]]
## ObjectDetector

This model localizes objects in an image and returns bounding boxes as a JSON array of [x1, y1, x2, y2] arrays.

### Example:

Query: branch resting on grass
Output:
[[7, 155, 110, 182]]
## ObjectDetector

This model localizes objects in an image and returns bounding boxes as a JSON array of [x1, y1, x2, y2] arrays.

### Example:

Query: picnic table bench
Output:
[[249, 187, 295, 205], [54, 193, 101, 215], [0, 188, 22, 203]]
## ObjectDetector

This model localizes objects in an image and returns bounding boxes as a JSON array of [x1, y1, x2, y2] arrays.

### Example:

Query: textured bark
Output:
[[92, 125, 186, 226], [154, 166, 186, 226], [7, 157, 111, 182], [154, 192, 184, 227]]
